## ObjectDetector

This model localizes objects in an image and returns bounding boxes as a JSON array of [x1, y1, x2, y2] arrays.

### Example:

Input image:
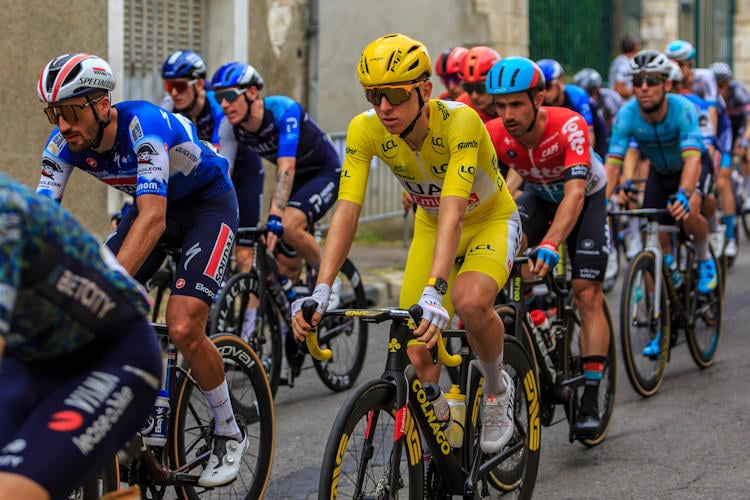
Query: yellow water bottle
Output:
[[444, 384, 466, 448]]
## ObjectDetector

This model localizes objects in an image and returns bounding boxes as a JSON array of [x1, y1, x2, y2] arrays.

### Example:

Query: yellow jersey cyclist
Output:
[[291, 33, 522, 454]]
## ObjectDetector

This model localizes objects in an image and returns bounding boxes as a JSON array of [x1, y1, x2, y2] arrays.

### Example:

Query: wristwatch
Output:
[[427, 276, 448, 295]]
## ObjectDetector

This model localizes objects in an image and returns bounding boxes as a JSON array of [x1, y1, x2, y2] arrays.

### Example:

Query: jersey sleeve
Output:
[[559, 113, 591, 179], [568, 86, 594, 125], [441, 107, 490, 199], [605, 103, 635, 164], [267, 96, 302, 159], [0, 196, 23, 335], [338, 112, 377, 206], [676, 97, 705, 158], [217, 117, 239, 170], [37, 130, 74, 202], [126, 108, 173, 198]]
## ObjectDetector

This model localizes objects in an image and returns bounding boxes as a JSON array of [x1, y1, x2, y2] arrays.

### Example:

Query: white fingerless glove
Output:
[[417, 285, 449, 329], [291, 283, 332, 318]]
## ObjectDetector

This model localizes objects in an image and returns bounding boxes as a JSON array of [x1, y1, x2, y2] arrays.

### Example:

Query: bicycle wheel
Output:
[[484, 336, 540, 499], [209, 271, 283, 395], [318, 380, 424, 499], [686, 251, 723, 368], [312, 258, 369, 391], [563, 295, 617, 446], [619, 251, 670, 397], [171, 335, 275, 500]]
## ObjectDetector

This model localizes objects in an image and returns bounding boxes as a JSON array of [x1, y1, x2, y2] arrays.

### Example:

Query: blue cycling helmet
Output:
[[665, 40, 696, 62], [162, 50, 207, 80], [536, 59, 564, 82], [485, 57, 545, 95], [210, 62, 264, 91]]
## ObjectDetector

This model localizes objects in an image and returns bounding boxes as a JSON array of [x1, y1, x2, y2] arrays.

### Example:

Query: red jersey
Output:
[[486, 106, 606, 203]]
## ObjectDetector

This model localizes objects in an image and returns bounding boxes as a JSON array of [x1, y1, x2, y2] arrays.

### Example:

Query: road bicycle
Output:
[[305, 303, 541, 498], [75, 323, 275, 499], [497, 251, 617, 446], [614, 208, 724, 397], [208, 225, 370, 396]]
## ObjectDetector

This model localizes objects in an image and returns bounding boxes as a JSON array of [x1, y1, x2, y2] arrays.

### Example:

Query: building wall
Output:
[[1, 0, 110, 235]]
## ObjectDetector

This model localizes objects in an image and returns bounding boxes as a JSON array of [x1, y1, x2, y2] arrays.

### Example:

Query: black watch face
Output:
[[434, 277, 448, 295]]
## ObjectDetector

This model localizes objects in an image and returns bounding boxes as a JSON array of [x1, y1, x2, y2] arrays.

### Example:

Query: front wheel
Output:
[[171, 335, 275, 500], [563, 295, 617, 446], [318, 380, 424, 499], [619, 252, 670, 397], [312, 258, 369, 391], [686, 250, 723, 368]]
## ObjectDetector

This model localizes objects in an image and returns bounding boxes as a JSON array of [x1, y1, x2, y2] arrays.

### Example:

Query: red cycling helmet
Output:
[[458, 46, 501, 83], [436, 46, 469, 77]]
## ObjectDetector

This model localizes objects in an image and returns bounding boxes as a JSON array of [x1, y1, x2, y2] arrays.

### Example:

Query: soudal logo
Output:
[[92, 67, 110, 76], [203, 223, 234, 284]]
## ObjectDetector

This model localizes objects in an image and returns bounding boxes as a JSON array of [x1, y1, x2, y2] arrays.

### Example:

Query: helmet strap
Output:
[[89, 96, 111, 150], [526, 91, 539, 132], [399, 90, 425, 140], [241, 93, 255, 123]]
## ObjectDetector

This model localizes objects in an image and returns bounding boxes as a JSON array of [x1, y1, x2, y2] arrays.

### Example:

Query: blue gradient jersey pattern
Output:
[[217, 95, 340, 174], [0, 173, 150, 363], [161, 90, 225, 146], [606, 93, 705, 174], [38, 101, 233, 203]]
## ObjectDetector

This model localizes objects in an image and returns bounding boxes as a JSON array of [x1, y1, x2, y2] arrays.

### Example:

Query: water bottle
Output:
[[142, 389, 170, 447], [664, 253, 683, 289], [423, 383, 452, 435], [279, 275, 297, 300], [529, 309, 556, 384], [444, 385, 465, 448]]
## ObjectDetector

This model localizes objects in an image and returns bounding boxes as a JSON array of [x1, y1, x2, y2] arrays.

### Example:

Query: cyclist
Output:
[[435, 46, 469, 100], [573, 67, 623, 128], [0, 172, 161, 499], [36, 53, 247, 487], [712, 61, 750, 213], [455, 45, 501, 122], [291, 33, 522, 454], [211, 62, 342, 306], [485, 56, 611, 437], [604, 50, 717, 294], [537, 58, 606, 158], [161, 50, 265, 274], [608, 33, 641, 99]]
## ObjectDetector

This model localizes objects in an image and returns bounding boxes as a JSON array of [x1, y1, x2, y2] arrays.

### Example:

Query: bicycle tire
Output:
[[619, 252, 670, 397], [208, 270, 283, 395], [312, 257, 369, 391], [171, 334, 275, 500], [563, 295, 617, 446], [318, 380, 424, 499], [685, 250, 723, 368], [484, 336, 541, 499]]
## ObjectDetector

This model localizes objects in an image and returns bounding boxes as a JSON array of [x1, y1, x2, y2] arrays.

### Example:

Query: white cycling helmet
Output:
[[664, 40, 696, 62], [668, 61, 683, 83], [710, 62, 733, 82], [629, 49, 672, 76], [38, 53, 115, 103]]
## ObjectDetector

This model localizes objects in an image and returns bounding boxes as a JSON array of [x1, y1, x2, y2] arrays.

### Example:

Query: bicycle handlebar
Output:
[[302, 302, 461, 367], [236, 225, 297, 258]]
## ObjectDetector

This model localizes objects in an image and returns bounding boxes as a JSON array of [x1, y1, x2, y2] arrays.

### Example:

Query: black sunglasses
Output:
[[213, 87, 246, 104], [633, 75, 665, 87], [461, 82, 486, 95], [544, 79, 557, 91]]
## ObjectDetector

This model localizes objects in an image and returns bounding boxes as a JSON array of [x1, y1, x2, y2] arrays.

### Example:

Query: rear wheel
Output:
[[619, 252, 670, 397], [312, 258, 369, 391], [318, 380, 424, 499], [563, 296, 617, 446], [686, 250, 723, 368], [171, 335, 275, 500]]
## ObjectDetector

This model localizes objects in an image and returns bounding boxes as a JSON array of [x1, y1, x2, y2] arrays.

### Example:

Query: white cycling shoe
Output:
[[198, 432, 248, 487]]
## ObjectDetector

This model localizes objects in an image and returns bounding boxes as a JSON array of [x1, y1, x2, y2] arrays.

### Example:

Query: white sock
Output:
[[628, 216, 640, 235], [241, 308, 257, 342], [203, 379, 242, 439], [479, 354, 507, 396]]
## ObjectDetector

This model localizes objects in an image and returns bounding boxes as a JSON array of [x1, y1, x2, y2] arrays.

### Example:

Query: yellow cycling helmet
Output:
[[358, 33, 432, 86]]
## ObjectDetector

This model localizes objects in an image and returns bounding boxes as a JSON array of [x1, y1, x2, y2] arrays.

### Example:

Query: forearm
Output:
[[430, 196, 464, 281], [316, 200, 361, 286], [679, 155, 702, 194], [116, 212, 165, 276], [604, 160, 622, 199], [505, 168, 524, 194], [270, 157, 295, 216]]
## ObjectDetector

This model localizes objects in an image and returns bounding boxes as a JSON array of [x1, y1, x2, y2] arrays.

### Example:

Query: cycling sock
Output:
[[628, 215, 640, 235], [241, 307, 257, 342], [479, 354, 506, 396], [203, 379, 242, 439], [694, 239, 710, 261], [723, 215, 736, 239], [581, 356, 606, 415], [707, 213, 720, 233]]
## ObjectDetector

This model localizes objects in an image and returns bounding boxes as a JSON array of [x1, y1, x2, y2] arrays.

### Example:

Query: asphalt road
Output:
[[264, 243, 750, 499]]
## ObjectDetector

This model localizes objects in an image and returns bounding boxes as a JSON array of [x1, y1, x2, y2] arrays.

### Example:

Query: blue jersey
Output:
[[563, 84, 594, 125], [606, 94, 705, 174], [218, 95, 340, 176], [161, 90, 225, 145], [38, 100, 233, 203], [0, 173, 150, 363]]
